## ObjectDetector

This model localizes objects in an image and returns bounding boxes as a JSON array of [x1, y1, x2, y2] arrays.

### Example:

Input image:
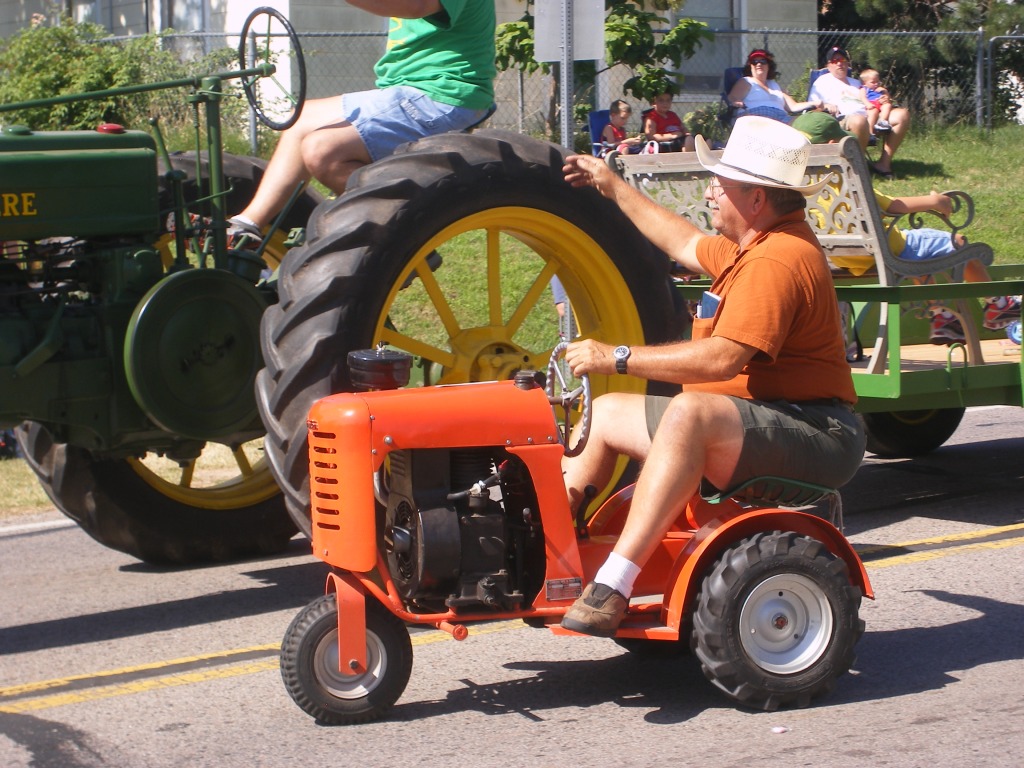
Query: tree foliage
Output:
[[0, 14, 241, 133], [820, 0, 1024, 124], [495, 0, 711, 103]]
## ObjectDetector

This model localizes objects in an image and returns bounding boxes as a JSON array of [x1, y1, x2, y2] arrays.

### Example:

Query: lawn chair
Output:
[[588, 109, 611, 156], [717, 66, 744, 132]]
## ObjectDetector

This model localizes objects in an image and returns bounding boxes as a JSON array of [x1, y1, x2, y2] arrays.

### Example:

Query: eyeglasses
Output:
[[708, 178, 753, 198], [750, 59, 769, 66], [828, 57, 848, 65]]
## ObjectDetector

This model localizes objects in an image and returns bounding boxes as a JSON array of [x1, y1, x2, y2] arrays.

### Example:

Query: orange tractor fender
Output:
[[661, 505, 873, 632]]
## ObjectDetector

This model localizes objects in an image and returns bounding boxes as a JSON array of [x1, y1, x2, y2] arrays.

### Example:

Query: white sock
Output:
[[594, 551, 641, 598], [229, 214, 260, 231]]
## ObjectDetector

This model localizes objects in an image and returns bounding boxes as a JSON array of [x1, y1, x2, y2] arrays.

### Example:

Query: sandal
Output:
[[870, 164, 895, 181]]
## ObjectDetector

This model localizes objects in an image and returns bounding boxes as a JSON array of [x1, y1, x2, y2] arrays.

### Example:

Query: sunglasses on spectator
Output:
[[750, 59, 769, 65]]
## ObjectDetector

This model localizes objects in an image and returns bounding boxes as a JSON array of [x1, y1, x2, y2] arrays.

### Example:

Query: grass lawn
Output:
[[0, 454, 53, 518], [877, 124, 1024, 264]]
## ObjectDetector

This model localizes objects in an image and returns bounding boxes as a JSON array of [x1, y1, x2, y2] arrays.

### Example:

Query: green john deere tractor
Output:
[[0, 9, 683, 564]]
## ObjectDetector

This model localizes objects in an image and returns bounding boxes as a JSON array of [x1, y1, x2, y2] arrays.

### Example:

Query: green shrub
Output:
[[0, 15, 250, 152]]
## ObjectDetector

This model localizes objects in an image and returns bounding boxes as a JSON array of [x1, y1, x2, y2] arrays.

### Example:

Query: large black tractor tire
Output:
[[691, 531, 864, 712], [281, 594, 413, 725], [256, 129, 683, 534], [862, 407, 966, 457], [14, 422, 297, 564]]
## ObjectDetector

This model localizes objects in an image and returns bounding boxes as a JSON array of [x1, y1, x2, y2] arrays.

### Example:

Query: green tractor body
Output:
[[0, 124, 267, 455], [0, 9, 316, 563], [1, 125, 159, 239]]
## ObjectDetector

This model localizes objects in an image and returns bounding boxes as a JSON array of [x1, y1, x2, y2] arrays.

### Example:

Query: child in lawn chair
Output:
[[642, 92, 694, 152], [599, 99, 644, 156]]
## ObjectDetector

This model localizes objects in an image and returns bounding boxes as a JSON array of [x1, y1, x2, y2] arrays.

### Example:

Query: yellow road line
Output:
[[0, 644, 279, 698], [855, 521, 1024, 556], [862, 534, 1024, 568], [3, 529, 1022, 714], [0, 621, 526, 713], [0, 660, 280, 714]]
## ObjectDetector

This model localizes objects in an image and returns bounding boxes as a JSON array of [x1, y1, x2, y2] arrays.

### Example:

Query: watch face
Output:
[[614, 345, 630, 359]]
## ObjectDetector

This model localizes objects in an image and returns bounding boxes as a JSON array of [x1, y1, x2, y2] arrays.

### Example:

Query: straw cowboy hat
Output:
[[696, 115, 832, 196]]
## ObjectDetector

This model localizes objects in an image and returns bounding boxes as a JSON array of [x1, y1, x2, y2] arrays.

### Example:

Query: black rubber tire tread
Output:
[[157, 151, 324, 234], [691, 531, 864, 712], [257, 129, 681, 533], [13, 421, 296, 565], [281, 593, 413, 725], [862, 407, 966, 457]]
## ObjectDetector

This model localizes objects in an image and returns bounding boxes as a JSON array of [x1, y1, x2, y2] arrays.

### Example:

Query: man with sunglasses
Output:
[[809, 46, 910, 179], [557, 116, 865, 636]]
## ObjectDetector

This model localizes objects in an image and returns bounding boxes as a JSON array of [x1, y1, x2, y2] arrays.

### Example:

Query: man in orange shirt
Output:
[[558, 116, 865, 636]]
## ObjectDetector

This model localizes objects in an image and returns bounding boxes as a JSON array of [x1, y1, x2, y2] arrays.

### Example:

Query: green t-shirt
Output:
[[375, 0, 496, 111]]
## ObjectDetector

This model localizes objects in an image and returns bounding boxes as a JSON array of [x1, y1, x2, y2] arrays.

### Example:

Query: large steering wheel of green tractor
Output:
[[546, 341, 592, 458], [238, 7, 307, 131]]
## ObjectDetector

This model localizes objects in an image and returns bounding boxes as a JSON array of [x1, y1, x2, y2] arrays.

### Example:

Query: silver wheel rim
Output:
[[313, 627, 387, 699], [739, 573, 833, 674]]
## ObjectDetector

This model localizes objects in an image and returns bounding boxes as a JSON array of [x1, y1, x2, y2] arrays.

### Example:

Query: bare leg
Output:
[[867, 106, 879, 133], [562, 393, 651, 512], [611, 392, 743, 568], [841, 113, 870, 152], [300, 122, 372, 195], [875, 106, 910, 173], [237, 96, 365, 228], [964, 258, 991, 284]]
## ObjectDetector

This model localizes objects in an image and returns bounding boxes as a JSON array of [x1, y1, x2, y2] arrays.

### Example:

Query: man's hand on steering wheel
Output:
[[565, 338, 617, 377]]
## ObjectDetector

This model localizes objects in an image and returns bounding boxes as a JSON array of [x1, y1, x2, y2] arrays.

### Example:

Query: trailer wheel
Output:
[[281, 594, 412, 725], [691, 531, 864, 711], [257, 130, 682, 534], [862, 407, 965, 457]]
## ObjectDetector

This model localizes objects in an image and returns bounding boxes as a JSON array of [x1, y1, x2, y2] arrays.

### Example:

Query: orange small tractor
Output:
[[280, 345, 872, 724]]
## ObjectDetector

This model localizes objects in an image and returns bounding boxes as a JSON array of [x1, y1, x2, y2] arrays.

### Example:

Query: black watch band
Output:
[[613, 345, 631, 375]]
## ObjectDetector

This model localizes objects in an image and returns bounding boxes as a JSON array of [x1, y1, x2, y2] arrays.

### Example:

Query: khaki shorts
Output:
[[645, 394, 865, 490]]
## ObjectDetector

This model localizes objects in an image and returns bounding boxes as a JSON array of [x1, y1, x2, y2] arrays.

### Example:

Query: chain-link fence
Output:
[[541, 28, 990, 147], [99, 25, 1015, 153], [678, 29, 987, 127]]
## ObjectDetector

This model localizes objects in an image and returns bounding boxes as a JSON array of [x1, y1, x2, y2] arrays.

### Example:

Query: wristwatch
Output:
[[613, 345, 631, 375]]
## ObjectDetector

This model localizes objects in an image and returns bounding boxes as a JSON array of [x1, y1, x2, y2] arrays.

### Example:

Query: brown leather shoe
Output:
[[560, 582, 628, 637]]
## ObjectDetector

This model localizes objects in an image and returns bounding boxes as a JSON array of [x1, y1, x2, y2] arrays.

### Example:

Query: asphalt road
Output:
[[1, 406, 1023, 768]]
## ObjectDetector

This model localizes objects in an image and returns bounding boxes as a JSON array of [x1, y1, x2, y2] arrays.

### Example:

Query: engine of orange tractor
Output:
[[307, 349, 566, 614]]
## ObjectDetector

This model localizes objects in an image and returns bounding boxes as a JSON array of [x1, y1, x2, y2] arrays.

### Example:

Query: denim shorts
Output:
[[900, 227, 958, 261], [645, 394, 865, 490], [340, 85, 490, 162]]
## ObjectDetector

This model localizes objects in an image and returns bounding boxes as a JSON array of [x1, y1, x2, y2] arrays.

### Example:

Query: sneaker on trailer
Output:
[[983, 295, 1022, 330], [929, 307, 965, 345]]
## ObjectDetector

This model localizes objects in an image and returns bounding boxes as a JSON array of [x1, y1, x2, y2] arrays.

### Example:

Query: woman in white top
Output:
[[727, 49, 820, 124]]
